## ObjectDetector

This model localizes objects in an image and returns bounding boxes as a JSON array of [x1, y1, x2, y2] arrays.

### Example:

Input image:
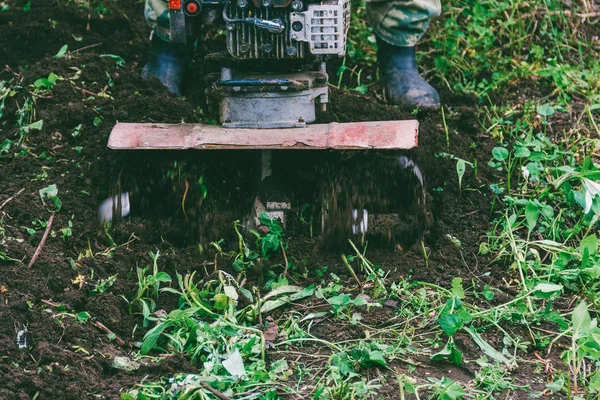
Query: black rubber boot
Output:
[[142, 36, 187, 97], [377, 38, 440, 110]]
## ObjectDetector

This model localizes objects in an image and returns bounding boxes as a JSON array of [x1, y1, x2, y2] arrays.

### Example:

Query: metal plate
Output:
[[107, 120, 419, 150]]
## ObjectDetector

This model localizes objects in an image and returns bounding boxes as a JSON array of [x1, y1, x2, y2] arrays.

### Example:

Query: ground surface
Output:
[[1, 0, 599, 399]]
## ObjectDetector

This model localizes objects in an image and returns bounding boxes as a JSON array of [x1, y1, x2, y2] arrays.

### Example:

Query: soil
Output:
[[0, 1, 561, 399]]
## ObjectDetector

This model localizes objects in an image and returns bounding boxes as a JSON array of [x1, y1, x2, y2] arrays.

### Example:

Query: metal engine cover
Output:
[[220, 88, 327, 128]]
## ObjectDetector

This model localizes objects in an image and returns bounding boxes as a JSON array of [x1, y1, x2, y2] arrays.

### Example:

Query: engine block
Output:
[[225, 0, 349, 60]]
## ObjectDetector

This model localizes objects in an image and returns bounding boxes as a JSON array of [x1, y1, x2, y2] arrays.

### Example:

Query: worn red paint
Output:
[[108, 121, 419, 150]]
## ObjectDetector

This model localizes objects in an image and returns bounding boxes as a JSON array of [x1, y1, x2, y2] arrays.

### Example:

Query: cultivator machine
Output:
[[104, 0, 429, 245]]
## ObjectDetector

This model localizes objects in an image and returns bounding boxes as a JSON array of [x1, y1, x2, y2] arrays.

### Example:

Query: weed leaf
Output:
[[579, 234, 598, 256], [492, 147, 509, 161], [536, 104, 555, 117], [525, 201, 540, 232], [573, 301, 592, 339], [451, 278, 465, 299], [39, 184, 62, 211], [440, 315, 463, 336], [456, 159, 466, 190], [141, 322, 172, 355], [441, 378, 466, 400], [464, 327, 511, 366], [223, 349, 246, 377], [54, 44, 68, 58]]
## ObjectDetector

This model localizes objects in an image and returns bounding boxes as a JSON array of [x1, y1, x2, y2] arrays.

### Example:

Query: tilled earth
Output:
[[0, 1, 556, 398]]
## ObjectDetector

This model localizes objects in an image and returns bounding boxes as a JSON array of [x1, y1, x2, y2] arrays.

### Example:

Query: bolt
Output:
[[237, 0, 248, 7], [262, 0, 271, 7], [290, 0, 303, 11], [286, 46, 297, 56], [292, 21, 303, 32]]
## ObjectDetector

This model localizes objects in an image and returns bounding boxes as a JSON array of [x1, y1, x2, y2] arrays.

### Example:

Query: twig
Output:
[[71, 84, 98, 97], [71, 43, 103, 54], [200, 382, 234, 400], [41, 299, 60, 308], [281, 242, 289, 277], [28, 212, 55, 268], [91, 320, 127, 347], [0, 188, 25, 210], [341, 254, 363, 289]]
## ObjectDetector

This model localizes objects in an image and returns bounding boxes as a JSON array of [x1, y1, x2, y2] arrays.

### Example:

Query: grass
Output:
[[0, 0, 599, 398]]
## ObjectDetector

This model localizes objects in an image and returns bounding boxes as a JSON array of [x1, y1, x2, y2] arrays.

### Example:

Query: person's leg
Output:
[[366, 0, 441, 109], [143, 0, 186, 96]]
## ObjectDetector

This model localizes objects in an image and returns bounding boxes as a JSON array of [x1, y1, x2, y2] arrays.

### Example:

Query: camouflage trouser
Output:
[[145, 0, 441, 47], [366, 0, 441, 47]]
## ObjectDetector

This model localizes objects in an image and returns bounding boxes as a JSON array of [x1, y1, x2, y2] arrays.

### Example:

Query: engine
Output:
[[166, 0, 350, 128], [224, 0, 349, 60]]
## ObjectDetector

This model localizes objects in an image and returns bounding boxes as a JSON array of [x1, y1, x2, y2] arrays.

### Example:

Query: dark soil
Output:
[[0, 1, 556, 399]]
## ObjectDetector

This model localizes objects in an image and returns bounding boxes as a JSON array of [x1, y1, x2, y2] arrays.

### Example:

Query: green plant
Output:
[[560, 302, 600, 396], [124, 251, 172, 325], [39, 184, 62, 211], [89, 274, 117, 296]]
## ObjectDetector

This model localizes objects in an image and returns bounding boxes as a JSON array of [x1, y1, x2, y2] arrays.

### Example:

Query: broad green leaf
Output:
[[239, 287, 253, 302], [583, 179, 600, 214], [456, 159, 466, 190], [525, 201, 539, 232], [214, 293, 228, 310], [514, 146, 531, 158], [482, 285, 494, 301], [582, 265, 600, 279], [0, 138, 14, 155], [441, 378, 466, 400], [39, 184, 62, 211], [327, 294, 350, 305], [431, 341, 462, 366], [439, 315, 463, 336], [141, 322, 172, 355], [154, 272, 171, 283], [76, 311, 90, 324], [223, 349, 246, 377], [366, 350, 387, 367], [232, 258, 245, 272], [224, 285, 238, 301], [448, 347, 463, 366], [579, 234, 598, 256], [491, 147, 509, 161], [354, 85, 368, 95], [27, 120, 43, 131], [451, 278, 465, 299], [532, 239, 563, 247], [536, 104, 555, 117], [431, 342, 452, 361], [572, 301, 591, 339], [260, 285, 314, 313], [54, 44, 68, 58], [352, 296, 368, 307], [262, 285, 303, 301], [533, 283, 563, 293]]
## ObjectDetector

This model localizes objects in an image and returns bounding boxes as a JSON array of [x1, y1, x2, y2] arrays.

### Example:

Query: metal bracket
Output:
[[170, 11, 187, 43]]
